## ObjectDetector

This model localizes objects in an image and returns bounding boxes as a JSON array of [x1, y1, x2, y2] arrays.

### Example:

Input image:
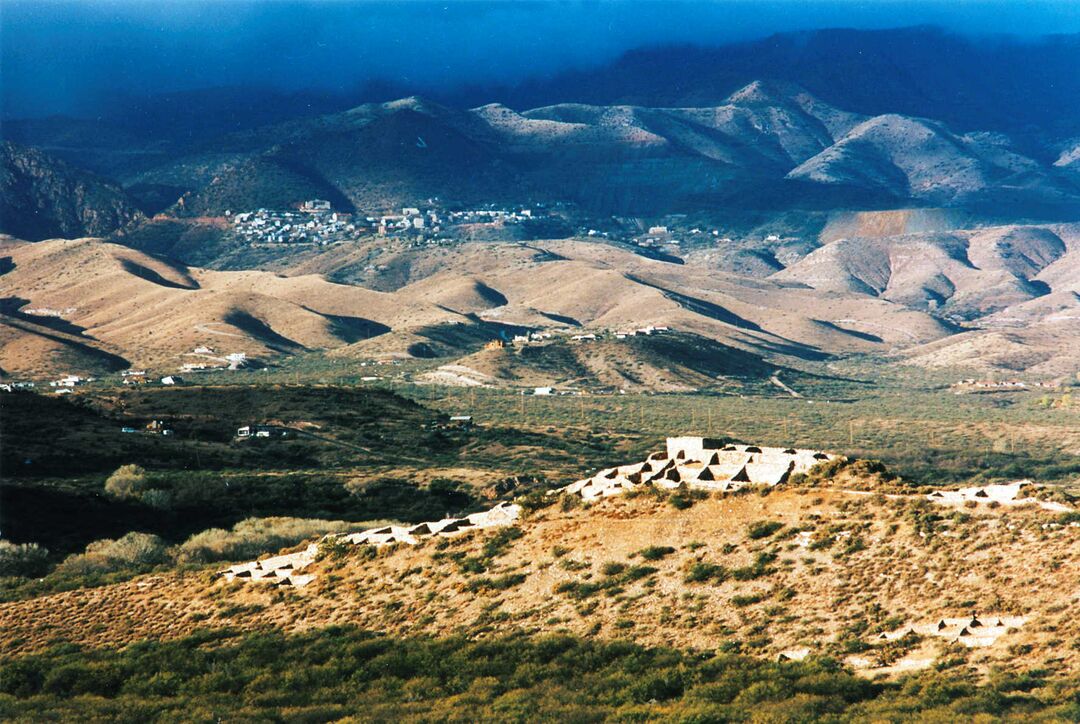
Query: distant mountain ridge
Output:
[[2, 26, 1078, 236], [494, 26, 1080, 140], [140, 82, 1080, 218]]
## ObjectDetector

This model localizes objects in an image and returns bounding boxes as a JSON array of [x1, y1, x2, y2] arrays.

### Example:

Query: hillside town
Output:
[[229, 200, 558, 246]]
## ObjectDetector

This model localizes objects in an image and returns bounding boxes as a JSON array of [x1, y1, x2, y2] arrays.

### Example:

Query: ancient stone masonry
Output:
[[219, 501, 520, 587], [925, 480, 1073, 512], [555, 437, 838, 501], [220, 438, 839, 587]]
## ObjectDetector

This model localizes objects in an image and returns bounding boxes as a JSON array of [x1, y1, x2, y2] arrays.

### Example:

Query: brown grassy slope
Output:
[[3, 485, 1077, 680], [0, 237, 463, 373]]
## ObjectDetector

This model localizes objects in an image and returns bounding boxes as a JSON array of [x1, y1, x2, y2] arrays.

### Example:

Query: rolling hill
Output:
[[1, 233, 957, 383], [3, 457, 1078, 686]]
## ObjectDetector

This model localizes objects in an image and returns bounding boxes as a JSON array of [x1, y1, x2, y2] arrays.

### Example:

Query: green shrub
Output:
[[732, 552, 778, 581], [176, 517, 353, 564], [684, 561, 729, 584], [54, 533, 168, 576], [465, 574, 527, 592], [0, 626, 1067, 720], [747, 521, 784, 539], [0, 541, 50, 578], [601, 562, 627, 577], [637, 545, 677, 561], [103, 464, 148, 500]]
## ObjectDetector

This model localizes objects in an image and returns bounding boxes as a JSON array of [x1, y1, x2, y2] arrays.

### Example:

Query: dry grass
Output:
[[4, 482, 1078, 681]]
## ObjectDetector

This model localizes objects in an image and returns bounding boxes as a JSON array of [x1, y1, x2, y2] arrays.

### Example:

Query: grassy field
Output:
[[396, 379, 1080, 488]]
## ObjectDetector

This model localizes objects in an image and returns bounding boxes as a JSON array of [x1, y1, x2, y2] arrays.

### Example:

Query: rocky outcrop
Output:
[[0, 141, 143, 240]]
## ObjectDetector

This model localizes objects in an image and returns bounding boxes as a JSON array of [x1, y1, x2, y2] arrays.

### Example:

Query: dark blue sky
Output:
[[4, 0, 1080, 118]]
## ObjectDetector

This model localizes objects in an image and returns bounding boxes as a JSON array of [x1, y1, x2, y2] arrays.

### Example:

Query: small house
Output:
[[448, 415, 473, 430]]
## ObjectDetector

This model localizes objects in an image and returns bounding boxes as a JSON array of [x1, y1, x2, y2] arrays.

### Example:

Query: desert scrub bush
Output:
[[2, 625, 1071, 719], [560, 558, 590, 572], [791, 457, 897, 489], [732, 552, 778, 581], [315, 537, 354, 561], [601, 562, 627, 577], [517, 490, 556, 515], [465, 573, 527, 593], [54, 533, 169, 576], [478, 526, 524, 563], [0, 541, 50, 577], [556, 564, 658, 600], [747, 521, 785, 540], [178, 517, 354, 564], [683, 561, 729, 584], [636, 545, 676, 561], [103, 464, 148, 499], [731, 593, 764, 607]]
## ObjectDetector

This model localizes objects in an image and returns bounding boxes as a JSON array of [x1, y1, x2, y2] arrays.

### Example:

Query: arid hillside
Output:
[[0, 237, 464, 376], [6, 224, 1080, 381], [3, 459, 1077, 684], [1, 235, 951, 382]]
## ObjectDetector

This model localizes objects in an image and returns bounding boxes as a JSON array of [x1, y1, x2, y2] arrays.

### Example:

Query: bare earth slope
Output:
[[773, 222, 1080, 376], [3, 234, 958, 381], [3, 476, 1077, 681], [0, 237, 463, 375]]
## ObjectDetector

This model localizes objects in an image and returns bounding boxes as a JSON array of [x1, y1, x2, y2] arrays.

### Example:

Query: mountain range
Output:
[[1, 26, 1079, 381], [4, 79, 1077, 230], [3, 26, 1079, 227]]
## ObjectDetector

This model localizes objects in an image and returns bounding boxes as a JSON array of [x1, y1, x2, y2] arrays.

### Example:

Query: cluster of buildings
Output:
[[378, 205, 546, 239], [230, 203, 366, 245], [952, 378, 1058, 392], [180, 347, 249, 373], [236, 425, 291, 439], [446, 207, 538, 225], [219, 501, 522, 587], [557, 437, 837, 501], [569, 325, 670, 343], [121, 420, 174, 436], [121, 370, 185, 386], [484, 325, 672, 354], [49, 374, 93, 394], [228, 201, 554, 247]]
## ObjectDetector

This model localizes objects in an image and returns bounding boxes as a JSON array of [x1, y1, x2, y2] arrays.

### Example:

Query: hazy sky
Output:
[[4, 0, 1080, 118]]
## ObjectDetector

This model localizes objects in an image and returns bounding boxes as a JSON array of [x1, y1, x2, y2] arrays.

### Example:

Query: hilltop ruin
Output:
[[220, 437, 838, 587], [557, 437, 838, 500]]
